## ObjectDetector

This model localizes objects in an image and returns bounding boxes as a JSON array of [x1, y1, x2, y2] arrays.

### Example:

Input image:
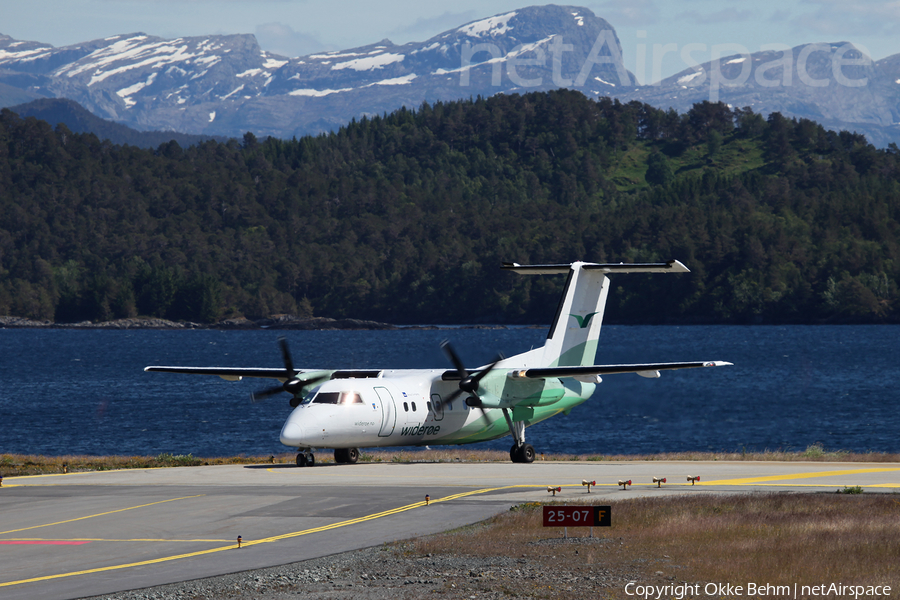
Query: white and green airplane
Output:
[[146, 260, 731, 465]]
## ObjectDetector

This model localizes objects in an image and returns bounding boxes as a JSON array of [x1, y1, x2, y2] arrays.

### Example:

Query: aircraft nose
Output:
[[279, 417, 306, 447]]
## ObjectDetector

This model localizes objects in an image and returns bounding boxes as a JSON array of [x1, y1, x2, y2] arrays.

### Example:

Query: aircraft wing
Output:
[[144, 366, 293, 381], [508, 361, 732, 380], [143, 366, 382, 382]]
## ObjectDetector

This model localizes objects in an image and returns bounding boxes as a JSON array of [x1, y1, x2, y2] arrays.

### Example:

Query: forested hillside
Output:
[[2, 91, 899, 324]]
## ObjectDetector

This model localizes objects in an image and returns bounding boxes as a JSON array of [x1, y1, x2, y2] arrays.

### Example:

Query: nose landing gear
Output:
[[296, 451, 315, 467]]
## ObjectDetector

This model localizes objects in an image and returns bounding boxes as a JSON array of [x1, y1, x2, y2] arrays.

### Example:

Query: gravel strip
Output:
[[85, 538, 647, 599]]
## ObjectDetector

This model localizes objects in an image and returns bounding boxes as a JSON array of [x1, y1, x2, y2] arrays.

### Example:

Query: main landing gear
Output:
[[501, 408, 535, 463], [334, 448, 360, 464], [296, 448, 361, 466], [510, 443, 536, 463]]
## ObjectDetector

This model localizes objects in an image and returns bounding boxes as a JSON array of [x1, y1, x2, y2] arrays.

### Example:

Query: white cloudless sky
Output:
[[4, 0, 898, 82]]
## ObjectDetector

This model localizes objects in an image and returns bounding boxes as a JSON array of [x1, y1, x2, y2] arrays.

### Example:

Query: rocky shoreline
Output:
[[0, 315, 524, 331]]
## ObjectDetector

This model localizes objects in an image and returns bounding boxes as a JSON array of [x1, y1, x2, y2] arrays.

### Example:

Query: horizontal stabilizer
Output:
[[502, 260, 689, 275], [508, 361, 732, 380]]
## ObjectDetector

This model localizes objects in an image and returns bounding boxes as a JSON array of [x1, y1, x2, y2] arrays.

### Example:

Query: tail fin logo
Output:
[[570, 312, 599, 329]]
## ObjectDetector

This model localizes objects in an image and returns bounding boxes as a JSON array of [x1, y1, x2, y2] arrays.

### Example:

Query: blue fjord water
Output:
[[1, 326, 897, 457]]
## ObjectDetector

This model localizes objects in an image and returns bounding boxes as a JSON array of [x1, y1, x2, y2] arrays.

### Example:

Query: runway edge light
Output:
[[687, 476, 700, 485]]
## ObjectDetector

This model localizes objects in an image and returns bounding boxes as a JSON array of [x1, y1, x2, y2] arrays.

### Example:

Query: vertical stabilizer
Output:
[[502, 260, 689, 367]]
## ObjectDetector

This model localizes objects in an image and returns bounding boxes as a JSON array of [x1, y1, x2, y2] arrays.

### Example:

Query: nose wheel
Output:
[[296, 451, 315, 467]]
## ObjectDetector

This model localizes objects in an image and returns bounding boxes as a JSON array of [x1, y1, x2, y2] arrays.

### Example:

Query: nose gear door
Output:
[[375, 387, 397, 437]]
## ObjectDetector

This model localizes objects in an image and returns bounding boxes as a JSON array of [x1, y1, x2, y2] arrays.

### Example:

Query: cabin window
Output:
[[403, 402, 409, 412], [411, 402, 417, 411], [427, 401, 432, 412], [312, 391, 363, 405]]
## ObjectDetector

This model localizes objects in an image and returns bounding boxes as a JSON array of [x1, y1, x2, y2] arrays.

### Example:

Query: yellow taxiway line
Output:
[[0, 495, 205, 536], [698, 467, 900, 486], [0, 486, 516, 588]]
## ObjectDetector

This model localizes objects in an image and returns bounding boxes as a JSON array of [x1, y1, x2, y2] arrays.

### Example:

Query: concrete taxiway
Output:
[[2, 460, 899, 600]]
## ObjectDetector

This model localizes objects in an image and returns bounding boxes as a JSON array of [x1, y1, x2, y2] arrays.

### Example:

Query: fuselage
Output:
[[279, 369, 596, 450]]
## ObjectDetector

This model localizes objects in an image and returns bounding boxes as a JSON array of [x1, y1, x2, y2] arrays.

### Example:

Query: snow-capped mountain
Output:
[[0, 6, 634, 138], [618, 42, 900, 148], [2, 5, 898, 146]]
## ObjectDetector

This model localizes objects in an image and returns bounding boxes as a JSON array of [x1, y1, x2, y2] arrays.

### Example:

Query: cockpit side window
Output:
[[312, 391, 364, 405], [340, 392, 364, 404]]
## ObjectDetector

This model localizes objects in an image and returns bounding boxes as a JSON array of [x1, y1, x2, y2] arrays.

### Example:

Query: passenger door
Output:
[[375, 387, 397, 437]]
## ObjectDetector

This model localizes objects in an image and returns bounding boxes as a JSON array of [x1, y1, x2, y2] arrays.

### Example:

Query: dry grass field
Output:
[[406, 493, 900, 598]]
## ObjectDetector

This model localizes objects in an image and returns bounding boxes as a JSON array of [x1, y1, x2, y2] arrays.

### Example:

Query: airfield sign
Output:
[[542, 505, 611, 527]]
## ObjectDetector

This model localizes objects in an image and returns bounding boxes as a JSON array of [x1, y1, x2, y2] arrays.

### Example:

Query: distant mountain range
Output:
[[2, 5, 898, 146]]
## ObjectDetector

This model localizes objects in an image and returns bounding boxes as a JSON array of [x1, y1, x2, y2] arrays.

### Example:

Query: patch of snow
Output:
[[309, 51, 364, 59], [332, 52, 404, 71], [289, 87, 354, 97], [677, 70, 704, 85], [237, 68, 263, 78], [220, 84, 244, 100], [0, 46, 53, 62], [209, 111, 216, 122], [725, 57, 747, 65], [191, 69, 209, 80], [194, 55, 221, 65], [263, 58, 288, 69], [366, 73, 417, 86], [594, 76, 614, 87], [896, 78, 900, 84], [572, 12, 584, 26], [56, 37, 204, 86], [431, 35, 554, 76], [458, 11, 517, 37], [116, 71, 157, 105]]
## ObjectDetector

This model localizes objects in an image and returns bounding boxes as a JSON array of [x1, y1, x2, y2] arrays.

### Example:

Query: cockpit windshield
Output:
[[312, 391, 364, 405]]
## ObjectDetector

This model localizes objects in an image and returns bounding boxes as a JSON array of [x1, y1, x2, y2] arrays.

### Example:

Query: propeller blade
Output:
[[440, 340, 468, 378], [440, 342, 503, 419], [470, 355, 503, 386], [250, 385, 286, 403], [278, 336, 295, 375]]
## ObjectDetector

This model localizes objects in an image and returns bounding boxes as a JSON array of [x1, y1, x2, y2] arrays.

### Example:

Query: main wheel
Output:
[[511, 443, 535, 464], [346, 448, 359, 464], [307, 453, 315, 467], [296, 453, 307, 467], [519, 444, 535, 463]]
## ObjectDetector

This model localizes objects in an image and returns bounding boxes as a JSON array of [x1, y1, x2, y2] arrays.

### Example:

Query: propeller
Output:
[[251, 337, 330, 406], [440, 340, 503, 414]]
